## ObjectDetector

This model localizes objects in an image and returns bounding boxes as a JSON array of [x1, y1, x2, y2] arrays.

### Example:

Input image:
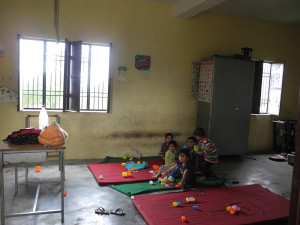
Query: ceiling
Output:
[[147, 0, 300, 24]]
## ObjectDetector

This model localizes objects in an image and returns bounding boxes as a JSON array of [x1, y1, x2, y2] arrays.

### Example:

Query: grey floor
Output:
[[1, 154, 293, 225]]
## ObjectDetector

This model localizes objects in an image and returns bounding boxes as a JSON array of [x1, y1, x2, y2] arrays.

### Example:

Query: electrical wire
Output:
[[54, 0, 60, 42]]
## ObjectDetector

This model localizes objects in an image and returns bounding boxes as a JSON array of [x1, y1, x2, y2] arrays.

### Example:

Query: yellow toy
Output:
[[186, 197, 196, 203], [123, 154, 129, 159], [122, 172, 128, 177], [193, 145, 199, 153], [129, 157, 133, 161], [121, 163, 126, 166], [172, 202, 181, 207], [226, 206, 232, 211]]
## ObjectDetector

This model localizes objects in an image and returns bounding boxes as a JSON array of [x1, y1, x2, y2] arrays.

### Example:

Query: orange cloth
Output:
[[38, 124, 68, 146]]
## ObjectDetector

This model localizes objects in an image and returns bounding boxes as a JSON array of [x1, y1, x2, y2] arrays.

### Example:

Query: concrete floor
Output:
[[1, 154, 293, 225]]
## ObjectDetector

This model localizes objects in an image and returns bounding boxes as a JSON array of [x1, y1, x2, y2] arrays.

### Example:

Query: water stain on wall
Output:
[[107, 131, 181, 139]]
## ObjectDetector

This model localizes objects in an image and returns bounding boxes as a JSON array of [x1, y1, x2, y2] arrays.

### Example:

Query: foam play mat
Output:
[[109, 177, 225, 196], [88, 159, 163, 185], [132, 184, 289, 225], [99, 156, 162, 164]]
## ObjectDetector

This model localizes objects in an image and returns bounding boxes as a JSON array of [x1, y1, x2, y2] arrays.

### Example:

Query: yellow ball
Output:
[[226, 206, 232, 211]]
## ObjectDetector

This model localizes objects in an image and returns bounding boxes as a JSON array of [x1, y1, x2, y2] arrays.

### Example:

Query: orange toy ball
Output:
[[64, 191, 66, 196], [181, 216, 187, 222], [131, 168, 136, 171], [230, 209, 236, 215], [36, 166, 41, 172]]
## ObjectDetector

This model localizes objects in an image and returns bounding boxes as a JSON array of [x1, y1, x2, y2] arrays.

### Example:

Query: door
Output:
[[209, 57, 255, 156]]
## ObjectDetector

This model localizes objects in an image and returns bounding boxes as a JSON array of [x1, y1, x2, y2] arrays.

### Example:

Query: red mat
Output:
[[88, 159, 163, 185], [133, 184, 289, 225]]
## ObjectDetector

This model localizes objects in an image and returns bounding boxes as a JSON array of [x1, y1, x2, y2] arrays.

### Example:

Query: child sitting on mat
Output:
[[184, 136, 198, 171], [154, 140, 177, 178], [194, 127, 218, 180], [162, 148, 196, 190], [159, 133, 173, 160]]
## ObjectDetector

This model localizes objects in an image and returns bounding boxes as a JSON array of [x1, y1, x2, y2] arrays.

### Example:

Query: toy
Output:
[[193, 145, 199, 153], [230, 209, 236, 215], [127, 170, 132, 176], [36, 166, 41, 172], [161, 182, 166, 185], [168, 176, 175, 182], [192, 206, 198, 210], [175, 184, 180, 188], [121, 163, 126, 166], [186, 197, 196, 203], [226, 206, 232, 211], [64, 191, 66, 196], [149, 180, 153, 185], [129, 157, 133, 161], [122, 172, 128, 177], [181, 216, 187, 222], [99, 175, 103, 180], [232, 205, 240, 211], [226, 205, 240, 215], [137, 161, 141, 164], [172, 202, 181, 207], [123, 154, 129, 159], [157, 178, 162, 183], [161, 176, 168, 183]]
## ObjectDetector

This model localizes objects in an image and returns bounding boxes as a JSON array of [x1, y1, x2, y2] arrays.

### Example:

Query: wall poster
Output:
[[198, 61, 214, 102]]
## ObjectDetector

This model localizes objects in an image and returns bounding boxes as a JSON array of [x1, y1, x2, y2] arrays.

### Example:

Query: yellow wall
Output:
[[0, 0, 300, 159]]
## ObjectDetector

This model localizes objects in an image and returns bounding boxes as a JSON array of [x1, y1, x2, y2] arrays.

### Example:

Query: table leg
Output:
[[15, 166, 18, 195], [60, 150, 64, 223], [25, 163, 28, 183], [0, 153, 5, 225]]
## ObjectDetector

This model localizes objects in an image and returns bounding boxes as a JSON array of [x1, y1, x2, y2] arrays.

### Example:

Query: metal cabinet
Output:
[[197, 57, 255, 156]]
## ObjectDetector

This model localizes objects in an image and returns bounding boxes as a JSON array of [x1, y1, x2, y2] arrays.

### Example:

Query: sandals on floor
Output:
[[110, 208, 126, 216], [95, 207, 109, 215]]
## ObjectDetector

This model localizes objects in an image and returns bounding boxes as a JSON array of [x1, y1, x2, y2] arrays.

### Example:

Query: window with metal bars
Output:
[[251, 61, 284, 115], [18, 37, 111, 112], [259, 62, 284, 115]]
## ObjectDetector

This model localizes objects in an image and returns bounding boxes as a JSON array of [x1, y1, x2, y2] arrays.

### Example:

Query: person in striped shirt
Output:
[[193, 128, 218, 180]]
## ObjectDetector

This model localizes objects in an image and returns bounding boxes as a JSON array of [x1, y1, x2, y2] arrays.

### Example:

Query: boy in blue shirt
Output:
[[162, 148, 196, 190]]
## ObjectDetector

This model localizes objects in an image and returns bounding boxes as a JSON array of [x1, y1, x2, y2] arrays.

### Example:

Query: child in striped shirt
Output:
[[193, 128, 218, 180]]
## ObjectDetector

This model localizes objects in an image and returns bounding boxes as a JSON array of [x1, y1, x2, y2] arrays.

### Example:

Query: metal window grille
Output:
[[80, 44, 110, 112], [259, 62, 284, 115], [20, 38, 65, 110], [20, 38, 110, 112]]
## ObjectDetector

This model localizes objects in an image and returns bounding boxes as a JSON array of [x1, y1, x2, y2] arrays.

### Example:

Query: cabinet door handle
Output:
[[234, 107, 240, 111]]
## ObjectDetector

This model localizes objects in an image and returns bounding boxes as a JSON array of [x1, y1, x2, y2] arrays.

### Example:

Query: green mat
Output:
[[108, 177, 225, 196], [99, 156, 161, 164]]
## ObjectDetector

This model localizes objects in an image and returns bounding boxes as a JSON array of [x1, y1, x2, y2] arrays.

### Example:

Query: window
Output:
[[18, 37, 111, 112], [259, 62, 284, 115]]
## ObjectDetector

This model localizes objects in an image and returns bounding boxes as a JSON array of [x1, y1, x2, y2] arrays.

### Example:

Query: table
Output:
[[272, 120, 297, 153], [0, 142, 65, 225]]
